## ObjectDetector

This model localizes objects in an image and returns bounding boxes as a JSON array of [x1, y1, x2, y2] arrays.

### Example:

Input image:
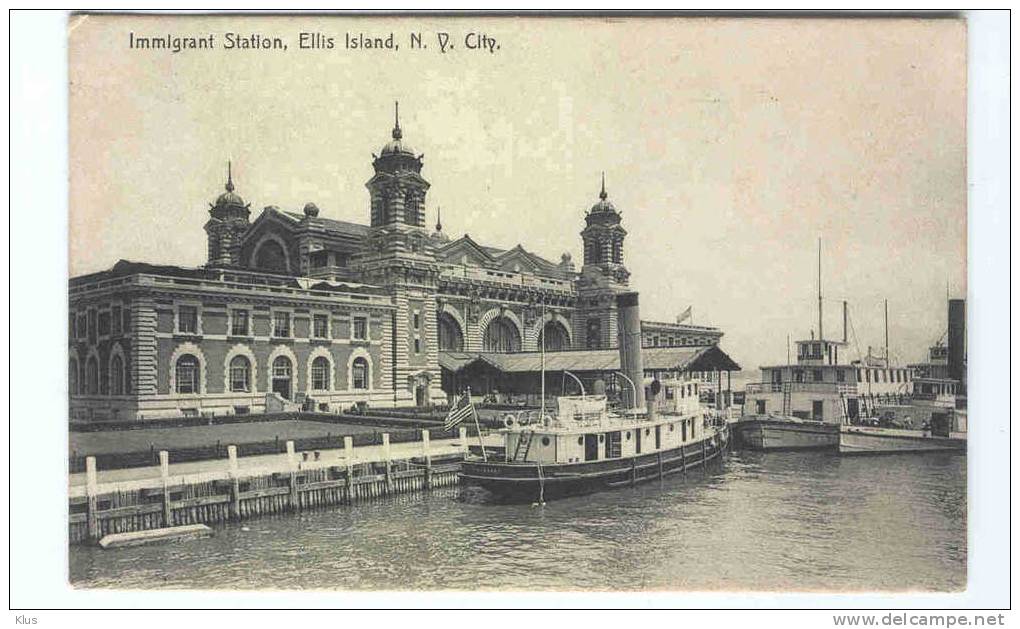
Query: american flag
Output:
[[444, 392, 475, 431]]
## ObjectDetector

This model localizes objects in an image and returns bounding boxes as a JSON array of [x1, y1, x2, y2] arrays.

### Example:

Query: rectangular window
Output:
[[413, 312, 420, 329], [352, 316, 368, 341], [313, 314, 328, 338], [273, 312, 291, 338], [837, 369, 846, 382], [755, 399, 766, 414], [98, 311, 111, 336], [178, 306, 198, 334], [69, 313, 76, 339], [231, 310, 250, 336], [795, 370, 804, 383], [812, 400, 824, 420], [414, 338, 421, 353], [77, 314, 87, 339], [111, 306, 122, 335], [812, 369, 823, 382], [121, 307, 130, 333], [87, 310, 97, 343]]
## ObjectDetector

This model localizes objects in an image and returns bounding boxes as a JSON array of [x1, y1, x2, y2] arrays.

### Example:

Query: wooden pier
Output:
[[69, 428, 475, 545]]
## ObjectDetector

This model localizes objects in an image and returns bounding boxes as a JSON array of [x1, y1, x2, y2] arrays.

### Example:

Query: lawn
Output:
[[69, 420, 387, 456]]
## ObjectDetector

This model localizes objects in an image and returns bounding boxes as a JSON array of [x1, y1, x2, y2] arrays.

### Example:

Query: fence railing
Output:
[[745, 382, 858, 395], [69, 425, 475, 473]]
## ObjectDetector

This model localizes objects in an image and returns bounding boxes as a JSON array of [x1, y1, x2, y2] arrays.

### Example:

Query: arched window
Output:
[[175, 354, 200, 394], [271, 355, 293, 399], [229, 355, 251, 392], [538, 320, 570, 351], [438, 313, 464, 351], [69, 358, 79, 395], [110, 355, 124, 395], [311, 356, 330, 391], [404, 191, 417, 225], [483, 317, 521, 353], [254, 239, 288, 272], [86, 357, 99, 395], [351, 357, 369, 390]]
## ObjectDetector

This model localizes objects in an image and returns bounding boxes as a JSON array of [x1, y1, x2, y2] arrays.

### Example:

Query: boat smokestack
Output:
[[948, 298, 966, 390], [616, 291, 646, 411], [843, 300, 848, 343]]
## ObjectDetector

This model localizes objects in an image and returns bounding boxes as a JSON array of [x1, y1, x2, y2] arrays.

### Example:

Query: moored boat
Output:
[[459, 378, 728, 503], [839, 425, 966, 454]]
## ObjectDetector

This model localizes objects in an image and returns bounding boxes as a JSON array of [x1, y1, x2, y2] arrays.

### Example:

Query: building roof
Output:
[[280, 210, 370, 238], [440, 344, 741, 375]]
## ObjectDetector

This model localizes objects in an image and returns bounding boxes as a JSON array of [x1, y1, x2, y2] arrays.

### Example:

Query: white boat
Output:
[[839, 425, 966, 454], [459, 377, 728, 503]]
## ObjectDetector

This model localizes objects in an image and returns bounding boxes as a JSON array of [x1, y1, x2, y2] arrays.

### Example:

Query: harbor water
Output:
[[69, 450, 966, 591]]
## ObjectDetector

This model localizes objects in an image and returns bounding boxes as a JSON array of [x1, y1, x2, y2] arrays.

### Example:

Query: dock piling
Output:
[[227, 445, 241, 521], [85, 456, 99, 543], [159, 450, 172, 527], [422, 430, 433, 490], [383, 433, 393, 494], [344, 436, 354, 503]]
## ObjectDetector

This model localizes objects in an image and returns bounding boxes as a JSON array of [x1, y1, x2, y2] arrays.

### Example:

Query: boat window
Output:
[[599, 434, 605, 442], [669, 423, 675, 432], [813, 369, 823, 382], [644, 428, 650, 436], [541, 437, 551, 447], [837, 369, 846, 382], [626, 431, 631, 440], [577, 436, 583, 445]]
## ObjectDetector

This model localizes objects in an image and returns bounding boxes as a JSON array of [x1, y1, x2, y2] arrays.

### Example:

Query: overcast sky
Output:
[[69, 16, 966, 371]]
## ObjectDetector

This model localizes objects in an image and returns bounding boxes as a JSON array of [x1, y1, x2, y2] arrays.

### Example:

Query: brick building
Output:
[[68, 104, 733, 421]]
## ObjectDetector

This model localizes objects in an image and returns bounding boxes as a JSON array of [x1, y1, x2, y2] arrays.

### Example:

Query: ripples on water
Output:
[[69, 451, 966, 591]]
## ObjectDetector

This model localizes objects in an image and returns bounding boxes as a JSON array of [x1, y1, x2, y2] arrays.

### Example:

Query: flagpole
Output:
[[540, 303, 546, 421], [467, 385, 487, 462]]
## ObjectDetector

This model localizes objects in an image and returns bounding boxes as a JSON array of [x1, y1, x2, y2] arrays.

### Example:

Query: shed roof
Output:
[[440, 344, 741, 375]]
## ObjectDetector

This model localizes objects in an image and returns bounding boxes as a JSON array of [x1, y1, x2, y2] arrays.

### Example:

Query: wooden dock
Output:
[[69, 428, 482, 546]]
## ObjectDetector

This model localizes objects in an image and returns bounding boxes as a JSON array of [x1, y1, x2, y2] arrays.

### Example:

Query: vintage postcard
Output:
[[65, 14, 970, 594]]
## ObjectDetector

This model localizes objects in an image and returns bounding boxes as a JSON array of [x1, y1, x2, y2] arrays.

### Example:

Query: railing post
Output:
[[227, 445, 241, 522], [286, 441, 299, 512], [159, 450, 172, 527], [422, 429, 432, 490], [85, 456, 100, 544], [344, 436, 354, 502], [382, 433, 393, 494]]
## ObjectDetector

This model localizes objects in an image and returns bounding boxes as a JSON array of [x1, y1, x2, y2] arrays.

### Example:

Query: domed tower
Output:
[[204, 162, 251, 267], [367, 102, 430, 229], [580, 173, 629, 286]]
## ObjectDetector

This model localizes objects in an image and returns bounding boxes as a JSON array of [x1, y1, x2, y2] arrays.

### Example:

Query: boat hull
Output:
[[459, 426, 727, 503], [732, 417, 839, 451], [839, 426, 967, 455]]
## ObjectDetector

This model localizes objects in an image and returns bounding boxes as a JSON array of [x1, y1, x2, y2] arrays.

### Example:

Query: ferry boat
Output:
[[735, 242, 914, 451], [840, 334, 967, 454], [459, 377, 729, 503]]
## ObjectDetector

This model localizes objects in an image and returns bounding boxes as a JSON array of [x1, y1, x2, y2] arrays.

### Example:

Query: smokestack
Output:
[[843, 300, 848, 343], [948, 299, 966, 389], [616, 292, 646, 411]]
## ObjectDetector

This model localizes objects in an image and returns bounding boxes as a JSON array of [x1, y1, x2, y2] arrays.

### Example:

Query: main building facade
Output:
[[68, 106, 727, 422]]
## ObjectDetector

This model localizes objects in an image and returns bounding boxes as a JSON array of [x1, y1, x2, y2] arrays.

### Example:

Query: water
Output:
[[69, 451, 966, 591]]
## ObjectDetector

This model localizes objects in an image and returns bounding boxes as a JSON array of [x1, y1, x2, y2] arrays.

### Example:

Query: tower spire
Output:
[[392, 101, 402, 140], [435, 205, 442, 232], [226, 160, 234, 192], [599, 171, 607, 200]]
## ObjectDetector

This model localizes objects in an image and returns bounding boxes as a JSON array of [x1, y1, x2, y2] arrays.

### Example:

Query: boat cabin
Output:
[[500, 378, 710, 465]]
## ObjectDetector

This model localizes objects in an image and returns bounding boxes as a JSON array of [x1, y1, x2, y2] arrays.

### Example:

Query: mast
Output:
[[884, 299, 889, 364], [540, 302, 546, 418], [817, 237, 823, 342]]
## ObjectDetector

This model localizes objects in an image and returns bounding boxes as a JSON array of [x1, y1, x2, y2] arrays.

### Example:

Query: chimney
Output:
[[948, 299, 966, 389], [616, 292, 646, 411]]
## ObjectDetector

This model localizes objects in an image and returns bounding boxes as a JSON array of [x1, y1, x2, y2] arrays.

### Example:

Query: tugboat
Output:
[[459, 377, 729, 503]]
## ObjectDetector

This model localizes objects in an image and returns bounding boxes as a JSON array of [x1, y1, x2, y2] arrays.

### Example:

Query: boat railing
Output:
[[746, 382, 857, 395]]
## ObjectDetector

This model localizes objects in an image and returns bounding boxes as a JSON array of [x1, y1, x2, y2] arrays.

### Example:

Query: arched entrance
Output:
[[438, 312, 464, 351], [483, 316, 521, 353], [537, 320, 570, 351], [272, 355, 293, 400]]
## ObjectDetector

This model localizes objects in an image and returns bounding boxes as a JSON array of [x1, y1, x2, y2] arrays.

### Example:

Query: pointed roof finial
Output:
[[599, 171, 607, 200], [436, 205, 443, 232], [225, 160, 234, 192], [392, 101, 402, 140]]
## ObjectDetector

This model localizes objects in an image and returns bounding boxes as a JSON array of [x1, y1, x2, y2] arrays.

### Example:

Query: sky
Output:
[[68, 15, 967, 372]]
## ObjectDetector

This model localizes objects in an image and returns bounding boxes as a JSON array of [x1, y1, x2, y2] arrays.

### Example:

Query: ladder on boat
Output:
[[513, 430, 534, 462]]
